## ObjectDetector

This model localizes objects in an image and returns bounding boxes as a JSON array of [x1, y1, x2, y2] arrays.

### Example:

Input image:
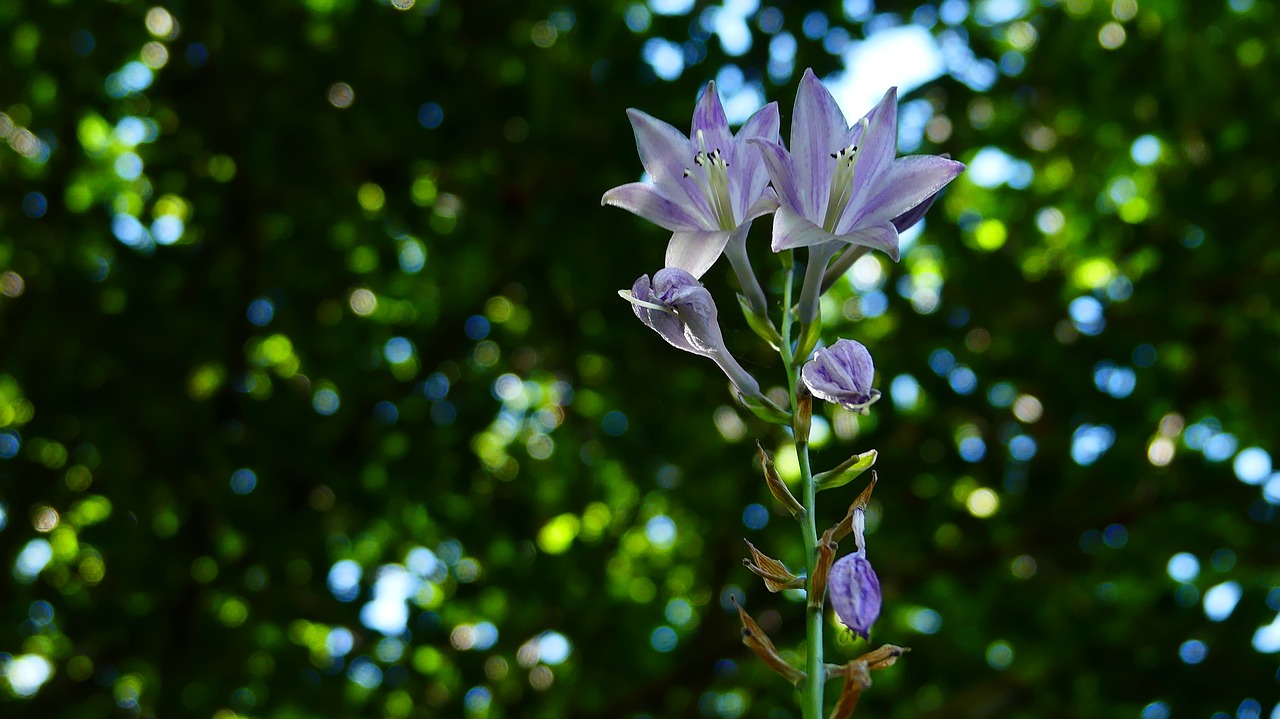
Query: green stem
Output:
[[797, 425, 822, 719], [778, 252, 824, 719]]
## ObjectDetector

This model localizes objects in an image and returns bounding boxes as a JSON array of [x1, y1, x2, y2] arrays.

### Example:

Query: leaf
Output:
[[814, 449, 877, 492]]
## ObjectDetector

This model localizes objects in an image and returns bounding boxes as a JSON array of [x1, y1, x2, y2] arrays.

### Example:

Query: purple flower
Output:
[[828, 550, 882, 640], [749, 69, 965, 262], [626, 268, 762, 399], [801, 338, 881, 414], [602, 82, 780, 279], [828, 506, 881, 640]]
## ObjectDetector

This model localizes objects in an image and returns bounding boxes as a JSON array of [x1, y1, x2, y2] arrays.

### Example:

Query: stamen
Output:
[[681, 129, 738, 231], [618, 289, 677, 314], [821, 118, 869, 233]]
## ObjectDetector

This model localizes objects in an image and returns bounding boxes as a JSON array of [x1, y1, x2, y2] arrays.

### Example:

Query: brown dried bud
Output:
[[794, 383, 813, 443], [808, 527, 838, 610], [743, 540, 804, 593], [831, 472, 878, 543], [827, 659, 871, 719], [823, 645, 910, 681], [733, 597, 806, 686], [757, 441, 804, 518], [858, 644, 910, 671]]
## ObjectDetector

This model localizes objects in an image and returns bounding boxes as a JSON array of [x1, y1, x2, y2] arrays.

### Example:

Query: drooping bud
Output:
[[624, 269, 792, 424], [757, 441, 804, 517], [828, 552, 882, 641], [828, 498, 881, 640], [800, 338, 881, 415], [625, 270, 755, 393]]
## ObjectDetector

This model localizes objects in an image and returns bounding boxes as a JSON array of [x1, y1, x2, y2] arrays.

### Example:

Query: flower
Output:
[[749, 68, 965, 262], [827, 507, 882, 640], [801, 338, 881, 414], [829, 553, 882, 640], [625, 268, 762, 398], [602, 82, 780, 279]]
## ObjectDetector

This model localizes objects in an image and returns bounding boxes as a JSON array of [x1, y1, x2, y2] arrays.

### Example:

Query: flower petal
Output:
[[846, 155, 965, 230], [732, 102, 781, 220], [742, 188, 780, 222], [771, 203, 841, 252], [691, 82, 733, 163], [834, 223, 901, 262], [602, 182, 710, 231], [666, 229, 733, 279], [791, 69, 849, 220], [626, 108, 709, 218], [891, 187, 940, 233], [750, 138, 805, 215], [847, 87, 899, 194]]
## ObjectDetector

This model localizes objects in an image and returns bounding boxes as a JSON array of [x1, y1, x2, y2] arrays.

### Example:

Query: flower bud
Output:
[[828, 552, 882, 640], [800, 338, 881, 414]]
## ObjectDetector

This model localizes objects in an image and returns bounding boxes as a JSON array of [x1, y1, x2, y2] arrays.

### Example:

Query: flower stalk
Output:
[[608, 67, 965, 719]]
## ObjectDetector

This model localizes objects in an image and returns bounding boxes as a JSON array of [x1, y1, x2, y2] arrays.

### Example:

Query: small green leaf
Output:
[[815, 449, 877, 491]]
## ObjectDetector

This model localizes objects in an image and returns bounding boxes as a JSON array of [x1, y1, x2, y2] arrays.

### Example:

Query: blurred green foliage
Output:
[[1, 0, 1278, 718]]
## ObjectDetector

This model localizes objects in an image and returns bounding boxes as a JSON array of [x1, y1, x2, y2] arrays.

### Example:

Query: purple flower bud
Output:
[[800, 338, 881, 414], [627, 268, 762, 399], [828, 543, 882, 640]]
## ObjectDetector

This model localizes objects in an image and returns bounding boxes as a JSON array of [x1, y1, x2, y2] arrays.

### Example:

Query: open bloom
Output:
[[625, 268, 762, 398], [602, 82, 780, 278], [750, 68, 965, 261], [828, 508, 882, 640], [801, 338, 881, 414]]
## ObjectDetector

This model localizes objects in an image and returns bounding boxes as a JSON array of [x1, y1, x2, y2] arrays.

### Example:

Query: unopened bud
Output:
[[828, 552, 882, 641]]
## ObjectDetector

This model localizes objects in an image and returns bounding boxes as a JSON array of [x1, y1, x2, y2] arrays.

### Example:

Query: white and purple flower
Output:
[[602, 82, 780, 283], [750, 68, 964, 261]]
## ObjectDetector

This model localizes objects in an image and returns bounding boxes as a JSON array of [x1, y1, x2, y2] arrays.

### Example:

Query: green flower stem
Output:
[[796, 415, 822, 719], [778, 251, 824, 719]]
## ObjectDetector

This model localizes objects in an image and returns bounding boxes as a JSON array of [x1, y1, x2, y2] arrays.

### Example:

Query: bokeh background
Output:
[[2, 0, 1278, 717]]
